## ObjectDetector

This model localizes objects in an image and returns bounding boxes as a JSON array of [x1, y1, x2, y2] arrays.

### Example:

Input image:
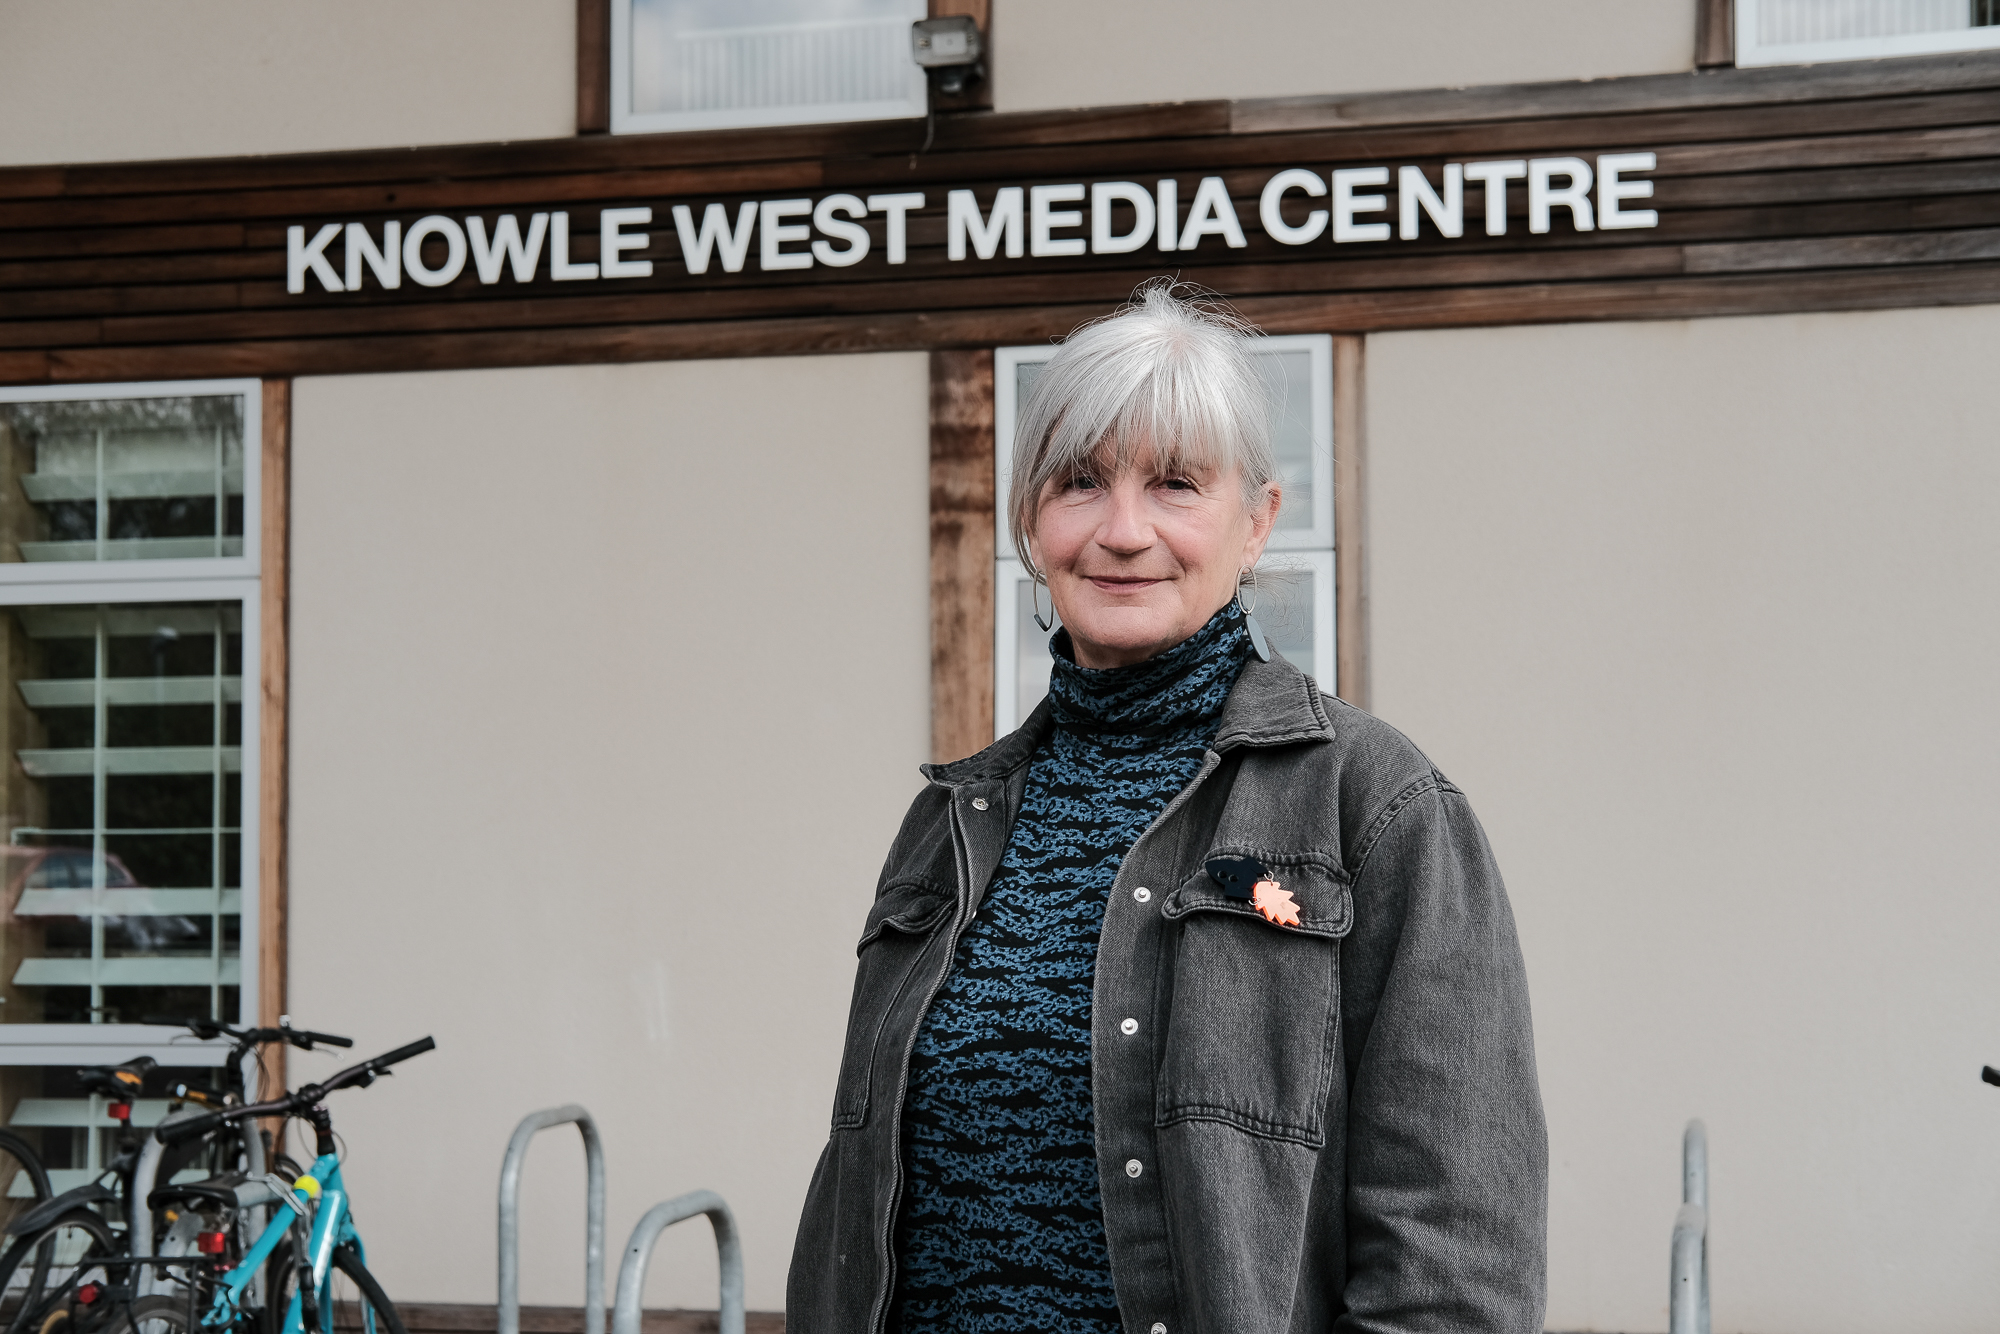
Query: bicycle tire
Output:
[[271, 1245, 408, 1334], [102, 1295, 191, 1334], [0, 1208, 118, 1334], [0, 1131, 52, 1244]]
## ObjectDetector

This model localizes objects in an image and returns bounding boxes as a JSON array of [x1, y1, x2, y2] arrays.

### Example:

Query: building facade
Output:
[[3, 1, 1999, 1329]]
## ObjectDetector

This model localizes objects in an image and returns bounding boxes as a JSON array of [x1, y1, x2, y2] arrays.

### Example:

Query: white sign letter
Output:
[[1259, 169, 1328, 246], [287, 224, 344, 294], [1398, 165, 1464, 240], [403, 215, 468, 287], [672, 203, 756, 275], [760, 198, 813, 271], [947, 187, 1024, 261], [813, 194, 871, 267], [1598, 152, 1659, 230], [866, 193, 923, 264], [466, 213, 548, 284], [600, 207, 653, 278], [1156, 179, 1178, 251], [344, 221, 401, 290], [549, 212, 599, 280], [1029, 184, 1087, 257], [1463, 160, 1527, 236], [1178, 176, 1247, 250], [1331, 167, 1391, 244], [1090, 182, 1155, 254], [1529, 157, 1595, 234]]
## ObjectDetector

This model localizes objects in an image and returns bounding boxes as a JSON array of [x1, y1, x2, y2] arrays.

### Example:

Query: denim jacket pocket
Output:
[[1156, 850, 1353, 1147], [831, 878, 952, 1131]]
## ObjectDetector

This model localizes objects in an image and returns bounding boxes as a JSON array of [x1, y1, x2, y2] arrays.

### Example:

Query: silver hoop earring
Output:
[[1031, 569, 1055, 633], [1237, 566, 1272, 663]]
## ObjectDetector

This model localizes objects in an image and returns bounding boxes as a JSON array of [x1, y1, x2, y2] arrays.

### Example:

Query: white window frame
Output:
[[992, 337, 1338, 737], [0, 378, 264, 1073], [610, 0, 930, 135], [1736, 0, 2000, 65]]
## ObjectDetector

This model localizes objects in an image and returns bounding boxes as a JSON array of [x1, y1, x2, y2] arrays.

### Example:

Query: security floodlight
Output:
[[911, 16, 984, 96]]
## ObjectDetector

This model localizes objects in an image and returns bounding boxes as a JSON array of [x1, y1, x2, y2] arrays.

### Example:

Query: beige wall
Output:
[[1367, 306, 2000, 1333], [0, 0, 572, 166], [287, 354, 931, 1311], [991, 0, 1694, 114]]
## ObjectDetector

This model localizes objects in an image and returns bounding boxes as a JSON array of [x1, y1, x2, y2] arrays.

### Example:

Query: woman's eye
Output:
[[1159, 476, 1196, 492], [1064, 475, 1101, 491]]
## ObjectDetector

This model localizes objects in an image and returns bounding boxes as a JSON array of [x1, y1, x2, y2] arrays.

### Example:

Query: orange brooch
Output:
[[1251, 880, 1301, 927]]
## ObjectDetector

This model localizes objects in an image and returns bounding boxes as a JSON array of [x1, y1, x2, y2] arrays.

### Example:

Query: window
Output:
[[1736, 0, 2000, 64], [992, 338, 1337, 735], [612, 0, 929, 135], [0, 381, 261, 1180]]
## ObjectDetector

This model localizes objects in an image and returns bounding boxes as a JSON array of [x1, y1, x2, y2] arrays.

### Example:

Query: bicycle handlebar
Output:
[[140, 1016, 354, 1050], [1982, 1065, 2000, 1087], [153, 1035, 436, 1146]]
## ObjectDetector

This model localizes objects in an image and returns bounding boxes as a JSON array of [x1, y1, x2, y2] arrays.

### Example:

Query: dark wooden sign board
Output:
[[2, 50, 1998, 386]]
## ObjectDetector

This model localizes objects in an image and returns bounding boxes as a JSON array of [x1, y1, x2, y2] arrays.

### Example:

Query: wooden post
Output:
[[577, 0, 611, 134], [258, 380, 291, 1103], [1333, 336, 1368, 710], [929, 350, 995, 763], [1696, 0, 1735, 68], [926, 0, 993, 113]]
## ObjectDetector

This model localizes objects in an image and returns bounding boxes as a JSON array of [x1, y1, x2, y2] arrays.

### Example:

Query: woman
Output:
[[789, 285, 1546, 1334]]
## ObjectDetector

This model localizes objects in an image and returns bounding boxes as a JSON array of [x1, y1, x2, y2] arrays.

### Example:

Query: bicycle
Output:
[[104, 1035, 436, 1334], [0, 1021, 355, 1334]]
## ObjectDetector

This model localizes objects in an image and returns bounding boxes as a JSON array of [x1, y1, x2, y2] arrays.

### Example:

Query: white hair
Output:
[[1008, 281, 1277, 571]]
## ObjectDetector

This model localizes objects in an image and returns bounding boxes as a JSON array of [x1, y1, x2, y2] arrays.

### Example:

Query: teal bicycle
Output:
[[106, 1036, 436, 1334]]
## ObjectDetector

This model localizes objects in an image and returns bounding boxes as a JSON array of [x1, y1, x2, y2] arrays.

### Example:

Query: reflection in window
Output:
[[1738, 0, 2000, 62], [0, 604, 243, 1027], [621, 0, 928, 132], [0, 396, 245, 564]]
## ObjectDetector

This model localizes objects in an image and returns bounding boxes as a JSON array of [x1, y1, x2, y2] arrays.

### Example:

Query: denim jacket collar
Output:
[[920, 651, 1336, 790]]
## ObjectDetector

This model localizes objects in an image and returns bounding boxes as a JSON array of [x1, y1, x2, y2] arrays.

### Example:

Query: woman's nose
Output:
[[1095, 480, 1155, 552]]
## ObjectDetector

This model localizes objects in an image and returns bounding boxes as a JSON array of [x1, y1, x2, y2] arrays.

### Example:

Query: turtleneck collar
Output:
[[1046, 602, 1251, 739]]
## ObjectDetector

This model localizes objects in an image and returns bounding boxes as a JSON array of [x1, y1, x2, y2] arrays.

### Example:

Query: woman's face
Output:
[[1028, 441, 1280, 669]]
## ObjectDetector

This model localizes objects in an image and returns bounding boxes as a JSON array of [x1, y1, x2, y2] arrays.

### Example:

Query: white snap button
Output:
[[1125, 1158, 1143, 1178], [971, 797, 988, 810], [1151, 1325, 1168, 1334], [1119, 1017, 1138, 1036], [1133, 886, 1151, 903]]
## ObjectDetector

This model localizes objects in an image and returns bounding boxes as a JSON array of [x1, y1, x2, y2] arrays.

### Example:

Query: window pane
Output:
[[0, 395, 246, 564], [0, 1062, 233, 1197], [0, 603, 243, 1026], [1759, 0, 1974, 41], [631, 0, 926, 118], [1011, 562, 1316, 722]]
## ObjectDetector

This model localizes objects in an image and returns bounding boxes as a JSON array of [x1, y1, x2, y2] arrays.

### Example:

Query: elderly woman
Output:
[[789, 286, 1545, 1334]]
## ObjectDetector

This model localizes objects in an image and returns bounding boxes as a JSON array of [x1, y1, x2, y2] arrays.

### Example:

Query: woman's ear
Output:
[[1243, 482, 1282, 564]]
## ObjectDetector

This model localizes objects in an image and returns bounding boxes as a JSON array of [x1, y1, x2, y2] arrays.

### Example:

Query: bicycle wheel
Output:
[[0, 1132, 51, 1241], [103, 1294, 194, 1334], [0, 1208, 118, 1334], [272, 1246, 407, 1334]]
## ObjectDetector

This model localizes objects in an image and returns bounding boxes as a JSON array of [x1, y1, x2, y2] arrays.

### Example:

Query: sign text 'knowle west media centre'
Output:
[[285, 155, 1662, 294]]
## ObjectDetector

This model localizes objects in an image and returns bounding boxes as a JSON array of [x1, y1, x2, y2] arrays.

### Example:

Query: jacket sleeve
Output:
[[1335, 773, 1548, 1334]]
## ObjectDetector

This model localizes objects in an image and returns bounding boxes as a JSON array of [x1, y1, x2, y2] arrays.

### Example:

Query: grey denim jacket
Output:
[[788, 652, 1547, 1334]]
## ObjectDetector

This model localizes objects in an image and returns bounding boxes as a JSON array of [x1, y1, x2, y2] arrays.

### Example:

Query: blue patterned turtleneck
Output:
[[893, 603, 1252, 1334]]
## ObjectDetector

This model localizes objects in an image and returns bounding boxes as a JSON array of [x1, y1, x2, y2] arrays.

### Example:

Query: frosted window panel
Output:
[[630, 0, 927, 118], [0, 396, 245, 564], [1006, 349, 1323, 533], [1011, 564, 1316, 723], [1759, 0, 1977, 41], [0, 603, 243, 1028]]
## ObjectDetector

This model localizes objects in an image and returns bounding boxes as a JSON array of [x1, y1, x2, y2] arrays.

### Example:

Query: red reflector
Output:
[[107, 1103, 131, 1121], [197, 1231, 227, 1255], [77, 1284, 100, 1304]]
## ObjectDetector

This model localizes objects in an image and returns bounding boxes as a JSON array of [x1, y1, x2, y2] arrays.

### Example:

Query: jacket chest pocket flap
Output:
[[1156, 851, 1353, 1147], [832, 879, 952, 1130]]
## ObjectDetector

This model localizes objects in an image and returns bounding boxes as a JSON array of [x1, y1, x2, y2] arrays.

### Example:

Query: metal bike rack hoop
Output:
[[1669, 1119, 1711, 1334], [499, 1105, 606, 1334], [610, 1190, 743, 1334]]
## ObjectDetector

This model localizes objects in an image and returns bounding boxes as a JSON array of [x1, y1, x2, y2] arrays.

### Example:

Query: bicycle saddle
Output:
[[77, 1054, 158, 1099]]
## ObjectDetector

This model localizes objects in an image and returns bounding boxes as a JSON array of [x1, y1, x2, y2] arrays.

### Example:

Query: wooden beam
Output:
[[1332, 336, 1367, 710], [1696, 0, 1736, 69], [258, 378, 291, 1103], [577, 0, 611, 135], [929, 349, 995, 763]]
